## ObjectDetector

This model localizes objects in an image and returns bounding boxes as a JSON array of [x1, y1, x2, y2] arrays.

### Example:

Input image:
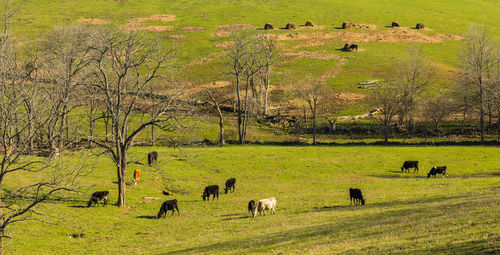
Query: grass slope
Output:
[[8, 0, 500, 116], [7, 145, 500, 254]]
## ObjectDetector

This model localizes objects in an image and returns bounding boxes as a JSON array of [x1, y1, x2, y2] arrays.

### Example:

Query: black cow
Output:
[[157, 199, 180, 218], [428, 166, 448, 178], [87, 191, 109, 207], [148, 151, 158, 166], [349, 188, 365, 206], [391, 21, 400, 27], [349, 44, 358, 52], [401, 161, 419, 173], [416, 23, 425, 29], [248, 200, 256, 216], [224, 178, 236, 194], [202, 185, 219, 201], [264, 23, 274, 30]]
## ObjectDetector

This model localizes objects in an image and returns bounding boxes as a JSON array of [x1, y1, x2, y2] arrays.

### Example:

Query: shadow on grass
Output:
[[370, 174, 427, 179], [136, 215, 157, 219], [69, 205, 88, 208], [161, 190, 498, 254], [221, 215, 250, 221]]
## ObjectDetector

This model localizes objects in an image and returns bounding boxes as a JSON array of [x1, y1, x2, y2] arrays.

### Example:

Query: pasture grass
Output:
[[6, 145, 500, 254]]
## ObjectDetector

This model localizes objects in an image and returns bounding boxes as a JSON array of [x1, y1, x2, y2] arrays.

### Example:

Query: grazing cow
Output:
[[202, 185, 219, 201], [148, 151, 158, 166], [342, 22, 351, 29], [401, 161, 419, 173], [285, 23, 296, 29], [248, 200, 256, 217], [253, 198, 277, 217], [349, 44, 358, 52], [133, 169, 141, 185], [157, 199, 179, 218], [264, 23, 274, 30], [224, 178, 236, 194], [304, 21, 314, 27], [87, 191, 109, 207], [428, 166, 448, 178], [391, 21, 400, 27], [349, 188, 365, 206], [416, 23, 424, 29], [162, 191, 171, 196]]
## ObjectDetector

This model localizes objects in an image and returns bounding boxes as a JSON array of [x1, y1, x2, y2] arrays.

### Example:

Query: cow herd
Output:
[[86, 153, 450, 219], [401, 160, 449, 178]]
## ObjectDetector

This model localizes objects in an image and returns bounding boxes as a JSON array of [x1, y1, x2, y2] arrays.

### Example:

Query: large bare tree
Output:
[[394, 47, 434, 132], [373, 83, 401, 143], [295, 78, 329, 145], [40, 25, 95, 151], [0, 36, 83, 255], [88, 28, 177, 207], [458, 24, 499, 142]]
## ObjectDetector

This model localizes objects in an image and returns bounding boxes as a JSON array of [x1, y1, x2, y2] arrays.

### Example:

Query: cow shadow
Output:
[[221, 215, 250, 221], [370, 174, 427, 179], [69, 205, 88, 208], [136, 215, 157, 219]]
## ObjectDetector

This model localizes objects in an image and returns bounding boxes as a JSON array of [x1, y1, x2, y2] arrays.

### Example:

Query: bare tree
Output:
[[0, 36, 83, 255], [228, 31, 259, 144], [88, 28, 178, 207], [40, 25, 95, 151], [458, 24, 499, 142], [394, 47, 434, 132], [205, 88, 230, 146], [257, 34, 279, 116], [295, 78, 329, 145], [423, 94, 453, 133], [373, 83, 401, 143]]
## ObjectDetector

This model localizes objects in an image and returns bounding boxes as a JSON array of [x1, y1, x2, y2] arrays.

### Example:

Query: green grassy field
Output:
[[7, 145, 500, 254]]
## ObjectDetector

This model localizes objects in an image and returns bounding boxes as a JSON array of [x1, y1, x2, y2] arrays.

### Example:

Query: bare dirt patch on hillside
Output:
[[279, 29, 462, 43], [348, 24, 378, 30], [179, 27, 206, 33], [143, 26, 172, 32], [281, 50, 342, 60], [335, 92, 367, 104], [122, 14, 176, 30], [77, 18, 107, 25], [214, 24, 254, 37]]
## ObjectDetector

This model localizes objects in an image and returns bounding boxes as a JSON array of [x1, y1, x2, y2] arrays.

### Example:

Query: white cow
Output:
[[253, 197, 277, 218]]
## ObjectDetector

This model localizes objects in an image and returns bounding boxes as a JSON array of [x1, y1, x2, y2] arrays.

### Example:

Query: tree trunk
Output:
[[384, 119, 389, 143], [151, 125, 155, 147], [116, 150, 127, 207], [216, 106, 224, 146], [479, 86, 485, 143], [312, 108, 317, 145], [264, 65, 270, 116], [236, 76, 243, 144]]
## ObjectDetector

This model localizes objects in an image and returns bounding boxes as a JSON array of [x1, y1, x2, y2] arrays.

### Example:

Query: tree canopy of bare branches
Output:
[[459, 24, 499, 142], [87, 28, 178, 207]]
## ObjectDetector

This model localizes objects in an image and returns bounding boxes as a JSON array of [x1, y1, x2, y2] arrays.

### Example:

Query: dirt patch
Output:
[[122, 14, 176, 31], [214, 41, 235, 49], [77, 18, 107, 25], [143, 26, 172, 32], [281, 50, 341, 60], [292, 40, 330, 49], [165, 34, 186, 39], [279, 29, 462, 43], [350, 24, 378, 30], [214, 24, 253, 37], [179, 27, 206, 33], [334, 92, 367, 104]]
